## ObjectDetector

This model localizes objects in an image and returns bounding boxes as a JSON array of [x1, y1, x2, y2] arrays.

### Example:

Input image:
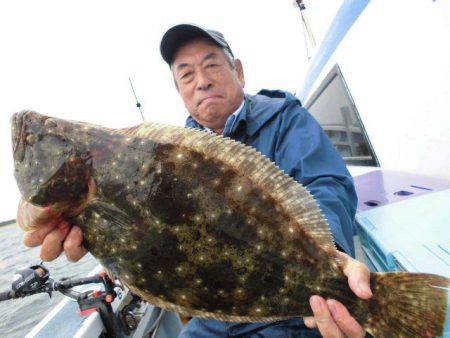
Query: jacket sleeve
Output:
[[274, 102, 357, 257]]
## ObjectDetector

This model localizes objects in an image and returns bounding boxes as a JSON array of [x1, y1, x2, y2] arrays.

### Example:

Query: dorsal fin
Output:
[[121, 122, 337, 253]]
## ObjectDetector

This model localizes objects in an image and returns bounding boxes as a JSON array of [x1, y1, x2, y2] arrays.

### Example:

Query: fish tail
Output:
[[364, 272, 449, 337]]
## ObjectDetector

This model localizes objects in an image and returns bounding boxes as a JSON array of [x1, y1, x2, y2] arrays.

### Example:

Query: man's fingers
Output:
[[40, 223, 71, 261], [23, 222, 57, 247], [303, 316, 317, 328], [327, 299, 366, 338], [310, 296, 343, 338], [345, 260, 372, 299], [63, 226, 87, 262], [17, 199, 61, 231], [337, 251, 372, 299]]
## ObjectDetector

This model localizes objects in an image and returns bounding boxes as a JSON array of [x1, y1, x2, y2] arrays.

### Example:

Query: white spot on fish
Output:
[[288, 227, 295, 234]]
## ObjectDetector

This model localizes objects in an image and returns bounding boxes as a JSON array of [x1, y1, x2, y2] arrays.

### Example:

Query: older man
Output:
[[17, 24, 372, 338]]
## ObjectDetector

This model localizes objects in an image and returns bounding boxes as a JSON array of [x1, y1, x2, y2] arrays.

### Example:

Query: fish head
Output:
[[11, 110, 91, 207]]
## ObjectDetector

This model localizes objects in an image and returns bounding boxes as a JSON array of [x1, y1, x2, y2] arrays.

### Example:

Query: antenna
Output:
[[294, 0, 316, 60], [128, 77, 145, 122]]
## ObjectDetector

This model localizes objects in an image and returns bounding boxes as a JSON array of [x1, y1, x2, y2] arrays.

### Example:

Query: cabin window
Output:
[[305, 64, 379, 167]]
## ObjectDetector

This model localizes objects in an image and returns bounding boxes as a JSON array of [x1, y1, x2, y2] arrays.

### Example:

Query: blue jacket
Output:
[[186, 89, 357, 256]]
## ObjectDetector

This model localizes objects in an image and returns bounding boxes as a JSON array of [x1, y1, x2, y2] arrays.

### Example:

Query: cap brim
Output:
[[160, 24, 226, 65]]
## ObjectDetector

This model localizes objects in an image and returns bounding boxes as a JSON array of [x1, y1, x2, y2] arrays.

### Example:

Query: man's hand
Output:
[[303, 251, 372, 338], [17, 199, 87, 262]]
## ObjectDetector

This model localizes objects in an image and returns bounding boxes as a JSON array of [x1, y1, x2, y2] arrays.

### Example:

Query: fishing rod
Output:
[[294, 0, 316, 60], [129, 77, 145, 122]]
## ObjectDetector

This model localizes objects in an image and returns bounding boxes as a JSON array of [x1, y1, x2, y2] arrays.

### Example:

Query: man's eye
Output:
[[181, 72, 193, 79], [206, 64, 218, 68]]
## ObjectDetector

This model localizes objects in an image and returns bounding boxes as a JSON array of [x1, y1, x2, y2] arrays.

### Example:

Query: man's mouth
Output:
[[198, 95, 222, 106]]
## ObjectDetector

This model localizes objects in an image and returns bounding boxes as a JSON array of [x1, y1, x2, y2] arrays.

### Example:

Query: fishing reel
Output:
[[11, 263, 50, 296]]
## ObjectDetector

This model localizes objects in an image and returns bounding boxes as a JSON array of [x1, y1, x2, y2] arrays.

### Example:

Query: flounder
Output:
[[11, 110, 450, 337]]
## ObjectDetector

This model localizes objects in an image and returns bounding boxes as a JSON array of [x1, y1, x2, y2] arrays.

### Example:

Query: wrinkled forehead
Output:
[[171, 38, 225, 70]]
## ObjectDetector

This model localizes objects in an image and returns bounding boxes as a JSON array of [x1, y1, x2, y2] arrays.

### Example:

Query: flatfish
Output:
[[11, 110, 450, 337]]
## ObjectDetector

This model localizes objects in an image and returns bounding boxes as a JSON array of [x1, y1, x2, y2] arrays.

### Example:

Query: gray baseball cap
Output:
[[160, 23, 233, 65]]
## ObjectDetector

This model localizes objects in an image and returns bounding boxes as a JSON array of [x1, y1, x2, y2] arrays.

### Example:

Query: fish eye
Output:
[[44, 118, 57, 128], [26, 134, 37, 145]]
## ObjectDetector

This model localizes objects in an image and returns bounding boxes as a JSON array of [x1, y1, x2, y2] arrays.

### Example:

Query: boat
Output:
[[4, 0, 450, 336]]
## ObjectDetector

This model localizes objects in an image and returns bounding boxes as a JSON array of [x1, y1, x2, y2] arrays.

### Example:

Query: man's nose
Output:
[[196, 70, 213, 91]]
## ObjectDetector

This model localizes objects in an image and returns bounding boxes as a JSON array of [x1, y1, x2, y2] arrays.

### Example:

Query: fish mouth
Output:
[[11, 111, 28, 163]]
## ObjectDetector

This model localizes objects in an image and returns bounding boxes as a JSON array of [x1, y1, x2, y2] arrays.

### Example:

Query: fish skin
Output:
[[11, 110, 450, 337]]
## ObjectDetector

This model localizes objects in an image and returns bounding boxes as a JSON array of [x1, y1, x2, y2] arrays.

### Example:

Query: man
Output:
[[17, 24, 372, 337]]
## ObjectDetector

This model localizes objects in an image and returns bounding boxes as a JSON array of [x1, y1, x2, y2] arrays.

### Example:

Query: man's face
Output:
[[171, 39, 245, 132]]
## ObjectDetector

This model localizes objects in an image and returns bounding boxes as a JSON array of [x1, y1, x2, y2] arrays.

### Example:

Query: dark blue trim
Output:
[[298, 0, 371, 102]]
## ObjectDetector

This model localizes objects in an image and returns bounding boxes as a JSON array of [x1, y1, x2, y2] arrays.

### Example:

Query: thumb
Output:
[[346, 259, 373, 299]]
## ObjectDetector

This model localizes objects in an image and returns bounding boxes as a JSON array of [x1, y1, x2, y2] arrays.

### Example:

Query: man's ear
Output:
[[234, 59, 245, 88]]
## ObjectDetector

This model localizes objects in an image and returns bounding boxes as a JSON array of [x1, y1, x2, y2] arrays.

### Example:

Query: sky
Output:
[[0, 0, 341, 222]]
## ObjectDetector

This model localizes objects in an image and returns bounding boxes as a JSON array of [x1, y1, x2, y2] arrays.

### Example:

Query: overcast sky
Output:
[[0, 0, 341, 221]]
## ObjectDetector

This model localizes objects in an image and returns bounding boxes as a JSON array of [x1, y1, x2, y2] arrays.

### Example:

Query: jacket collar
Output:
[[185, 89, 301, 136]]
